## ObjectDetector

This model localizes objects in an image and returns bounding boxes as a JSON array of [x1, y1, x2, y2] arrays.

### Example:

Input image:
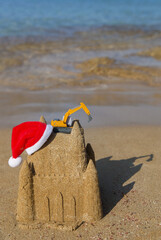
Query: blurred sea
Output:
[[1, 0, 161, 127], [1, 0, 161, 38]]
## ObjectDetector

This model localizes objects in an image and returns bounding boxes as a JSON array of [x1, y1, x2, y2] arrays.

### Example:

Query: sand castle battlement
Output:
[[16, 120, 102, 230]]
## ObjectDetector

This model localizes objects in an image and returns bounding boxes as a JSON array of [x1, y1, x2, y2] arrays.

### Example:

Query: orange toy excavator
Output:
[[51, 102, 92, 133]]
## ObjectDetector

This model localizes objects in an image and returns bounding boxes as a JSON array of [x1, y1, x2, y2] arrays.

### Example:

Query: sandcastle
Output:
[[16, 119, 102, 230]]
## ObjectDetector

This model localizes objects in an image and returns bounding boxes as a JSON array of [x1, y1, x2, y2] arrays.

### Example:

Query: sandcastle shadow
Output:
[[96, 154, 153, 217]]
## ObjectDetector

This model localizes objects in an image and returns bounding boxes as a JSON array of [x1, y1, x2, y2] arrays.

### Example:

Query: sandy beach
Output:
[[0, 125, 161, 240]]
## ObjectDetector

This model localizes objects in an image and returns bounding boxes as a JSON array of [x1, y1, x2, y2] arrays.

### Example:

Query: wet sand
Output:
[[0, 126, 161, 240], [1, 83, 161, 128]]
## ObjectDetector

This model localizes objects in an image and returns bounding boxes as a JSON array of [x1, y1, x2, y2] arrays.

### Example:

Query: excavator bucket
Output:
[[88, 114, 93, 122]]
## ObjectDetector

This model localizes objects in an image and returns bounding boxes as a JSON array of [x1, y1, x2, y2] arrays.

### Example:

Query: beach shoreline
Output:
[[1, 25, 161, 131], [1, 98, 161, 129]]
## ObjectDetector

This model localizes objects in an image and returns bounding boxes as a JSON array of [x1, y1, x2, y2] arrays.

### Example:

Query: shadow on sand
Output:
[[96, 154, 153, 217]]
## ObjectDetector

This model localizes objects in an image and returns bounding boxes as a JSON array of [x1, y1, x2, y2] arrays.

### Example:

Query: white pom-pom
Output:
[[8, 156, 22, 168]]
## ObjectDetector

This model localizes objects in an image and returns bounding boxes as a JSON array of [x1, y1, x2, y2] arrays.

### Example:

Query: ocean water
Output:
[[0, 0, 161, 38], [1, 0, 161, 127]]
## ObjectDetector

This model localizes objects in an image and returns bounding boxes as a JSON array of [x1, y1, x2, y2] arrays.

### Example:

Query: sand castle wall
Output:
[[16, 120, 102, 230]]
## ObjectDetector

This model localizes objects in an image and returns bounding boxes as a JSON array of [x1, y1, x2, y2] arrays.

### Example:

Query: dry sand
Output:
[[0, 125, 161, 240]]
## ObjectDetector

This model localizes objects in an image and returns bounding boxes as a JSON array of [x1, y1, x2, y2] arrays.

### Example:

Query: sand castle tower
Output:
[[16, 120, 102, 230]]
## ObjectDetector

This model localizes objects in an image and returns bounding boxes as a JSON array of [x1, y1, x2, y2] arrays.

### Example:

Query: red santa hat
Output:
[[8, 121, 53, 168]]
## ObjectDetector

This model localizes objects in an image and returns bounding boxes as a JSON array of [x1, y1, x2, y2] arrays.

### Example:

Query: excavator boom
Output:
[[63, 102, 92, 123]]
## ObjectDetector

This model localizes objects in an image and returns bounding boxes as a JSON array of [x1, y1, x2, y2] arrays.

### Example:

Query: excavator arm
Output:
[[63, 102, 92, 123], [51, 102, 92, 128]]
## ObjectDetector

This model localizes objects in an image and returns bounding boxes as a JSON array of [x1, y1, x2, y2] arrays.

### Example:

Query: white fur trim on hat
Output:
[[26, 124, 53, 155], [8, 156, 22, 168]]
